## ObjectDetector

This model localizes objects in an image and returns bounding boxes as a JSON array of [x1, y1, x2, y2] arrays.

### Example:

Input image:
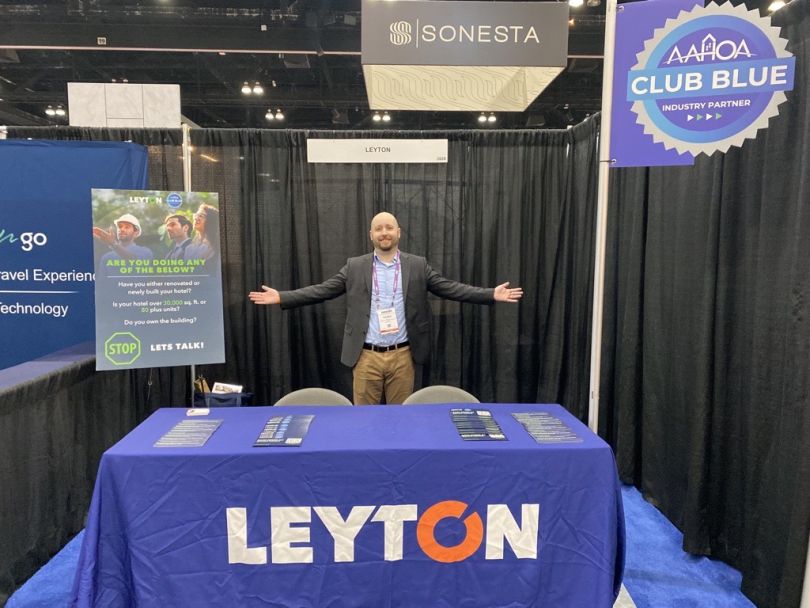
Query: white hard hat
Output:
[[114, 213, 142, 234]]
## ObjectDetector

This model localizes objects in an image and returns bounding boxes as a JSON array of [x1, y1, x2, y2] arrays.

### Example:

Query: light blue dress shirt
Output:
[[366, 253, 409, 346]]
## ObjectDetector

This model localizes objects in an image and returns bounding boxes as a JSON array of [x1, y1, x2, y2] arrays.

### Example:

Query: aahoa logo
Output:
[[665, 34, 754, 65], [390, 21, 413, 46]]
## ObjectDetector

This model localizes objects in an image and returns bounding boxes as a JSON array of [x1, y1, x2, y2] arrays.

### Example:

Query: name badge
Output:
[[377, 307, 399, 334]]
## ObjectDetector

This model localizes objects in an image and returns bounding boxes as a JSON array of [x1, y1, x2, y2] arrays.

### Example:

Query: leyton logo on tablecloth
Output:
[[227, 500, 539, 565]]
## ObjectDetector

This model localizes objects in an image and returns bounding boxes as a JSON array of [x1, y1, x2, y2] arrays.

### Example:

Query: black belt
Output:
[[363, 341, 409, 353]]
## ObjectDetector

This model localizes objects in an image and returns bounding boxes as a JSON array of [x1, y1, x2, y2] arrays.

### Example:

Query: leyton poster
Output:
[[92, 189, 225, 371]]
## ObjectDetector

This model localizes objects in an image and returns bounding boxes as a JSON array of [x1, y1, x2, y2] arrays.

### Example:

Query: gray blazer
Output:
[[279, 251, 494, 366]]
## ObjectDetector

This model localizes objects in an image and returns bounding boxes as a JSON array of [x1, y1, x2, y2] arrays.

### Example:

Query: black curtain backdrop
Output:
[[600, 2, 810, 607], [188, 125, 599, 415]]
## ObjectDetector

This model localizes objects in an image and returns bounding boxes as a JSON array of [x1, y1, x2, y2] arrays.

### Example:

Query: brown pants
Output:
[[352, 346, 415, 405]]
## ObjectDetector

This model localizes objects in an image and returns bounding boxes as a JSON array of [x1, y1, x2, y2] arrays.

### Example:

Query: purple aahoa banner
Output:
[[610, 0, 795, 167]]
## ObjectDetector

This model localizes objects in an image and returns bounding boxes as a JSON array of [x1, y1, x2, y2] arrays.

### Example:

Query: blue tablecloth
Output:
[[70, 404, 624, 608]]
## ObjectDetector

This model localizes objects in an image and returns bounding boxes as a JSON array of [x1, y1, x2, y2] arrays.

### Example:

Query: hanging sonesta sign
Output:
[[612, 0, 795, 166], [362, 0, 568, 67]]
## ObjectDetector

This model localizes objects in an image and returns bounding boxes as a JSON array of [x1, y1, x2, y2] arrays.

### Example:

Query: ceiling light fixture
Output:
[[55, 105, 66, 117], [568, 0, 585, 7], [487, 113, 496, 123], [275, 109, 284, 120], [768, 0, 786, 11], [478, 112, 487, 124], [241, 82, 252, 95], [45, 105, 56, 116], [253, 82, 264, 95], [586, 0, 601, 7], [382, 111, 391, 122], [265, 109, 275, 121], [372, 112, 382, 122]]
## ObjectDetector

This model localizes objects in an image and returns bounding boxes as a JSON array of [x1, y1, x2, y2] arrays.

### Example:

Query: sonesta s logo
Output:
[[389, 21, 412, 45], [227, 500, 539, 565]]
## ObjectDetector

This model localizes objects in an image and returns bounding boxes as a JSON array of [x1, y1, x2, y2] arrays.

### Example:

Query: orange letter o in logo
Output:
[[416, 500, 483, 563]]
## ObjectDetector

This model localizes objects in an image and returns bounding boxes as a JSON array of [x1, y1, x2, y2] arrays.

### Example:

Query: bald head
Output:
[[370, 212, 399, 230], [369, 211, 401, 255]]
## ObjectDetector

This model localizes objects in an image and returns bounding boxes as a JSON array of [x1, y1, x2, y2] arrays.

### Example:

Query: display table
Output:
[[70, 404, 624, 608]]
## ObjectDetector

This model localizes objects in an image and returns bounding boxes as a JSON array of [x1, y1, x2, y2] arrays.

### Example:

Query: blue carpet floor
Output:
[[621, 486, 756, 608], [8, 486, 758, 607], [7, 532, 84, 608]]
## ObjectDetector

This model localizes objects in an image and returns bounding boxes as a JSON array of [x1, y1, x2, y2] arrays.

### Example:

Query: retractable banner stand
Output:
[[92, 190, 225, 371], [610, 0, 795, 167], [0, 140, 147, 370]]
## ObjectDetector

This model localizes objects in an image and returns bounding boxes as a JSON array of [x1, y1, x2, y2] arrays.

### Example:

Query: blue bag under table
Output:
[[193, 391, 253, 407]]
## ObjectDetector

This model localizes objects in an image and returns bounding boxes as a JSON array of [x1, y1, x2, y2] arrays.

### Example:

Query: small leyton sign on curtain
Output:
[[610, 0, 795, 167], [92, 189, 225, 370], [307, 139, 448, 163]]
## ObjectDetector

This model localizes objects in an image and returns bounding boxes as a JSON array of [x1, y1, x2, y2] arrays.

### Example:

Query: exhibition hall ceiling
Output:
[[0, 0, 781, 130]]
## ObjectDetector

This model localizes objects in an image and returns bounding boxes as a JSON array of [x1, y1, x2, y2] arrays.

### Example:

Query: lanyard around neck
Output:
[[372, 256, 399, 307]]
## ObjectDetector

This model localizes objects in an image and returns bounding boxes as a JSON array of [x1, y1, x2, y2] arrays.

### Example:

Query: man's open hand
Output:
[[493, 282, 523, 303], [249, 285, 281, 305]]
